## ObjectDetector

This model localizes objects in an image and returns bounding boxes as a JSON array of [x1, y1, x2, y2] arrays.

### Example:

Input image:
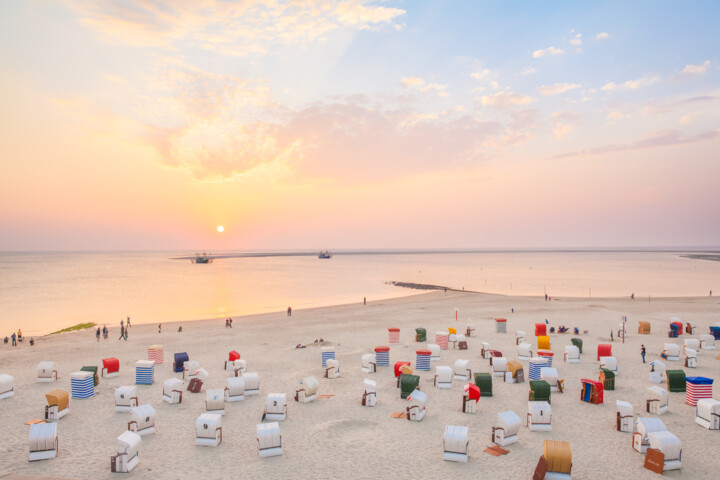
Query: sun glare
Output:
[[217, 226, 224, 233]]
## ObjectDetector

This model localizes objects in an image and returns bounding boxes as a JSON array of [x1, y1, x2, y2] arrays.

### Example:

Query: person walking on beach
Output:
[[158, 324, 162, 334], [96, 327, 101, 341], [641, 344, 646, 363], [123, 328, 128, 341], [127, 316, 131, 328], [287, 306, 292, 316], [364, 297, 366, 305], [610, 330, 614, 342], [119, 325, 125, 340], [11, 332, 16, 346], [103, 325, 108, 340]]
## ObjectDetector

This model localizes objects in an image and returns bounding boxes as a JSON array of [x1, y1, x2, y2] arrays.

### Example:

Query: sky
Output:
[[1, 0, 719, 251]]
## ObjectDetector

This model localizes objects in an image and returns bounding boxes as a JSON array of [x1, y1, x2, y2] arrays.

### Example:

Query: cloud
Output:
[[671, 60, 711, 81], [606, 110, 626, 120], [401, 77, 426, 88], [569, 34, 582, 47], [471, 69, 491, 79], [400, 77, 448, 96], [595, 32, 609, 40], [479, 91, 533, 108], [521, 67, 536, 75], [538, 83, 581, 96], [643, 95, 717, 116], [550, 110, 582, 139], [552, 128, 720, 159], [553, 123, 574, 139], [601, 75, 660, 91], [532, 46, 564, 58]]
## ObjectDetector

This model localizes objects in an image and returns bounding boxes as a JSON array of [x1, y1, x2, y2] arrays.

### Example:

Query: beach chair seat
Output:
[[362, 379, 377, 407], [662, 344, 680, 361], [162, 378, 183, 404], [541, 368, 561, 392], [564, 345, 580, 363], [29, 422, 58, 462], [243, 372, 260, 396], [617, 400, 633, 432], [324, 358, 340, 379], [443, 425, 469, 462], [0, 374, 15, 399], [196, 413, 222, 447], [37, 361, 58, 383], [110, 431, 141, 472], [44, 390, 69, 421], [295, 376, 318, 403], [206, 389, 226, 415], [633, 417, 666, 453], [257, 422, 282, 457], [406, 388, 427, 421], [225, 376, 245, 402], [529, 380, 552, 404], [114, 386, 138, 412], [492, 357, 508, 377], [646, 431, 681, 471], [492, 410, 521, 446], [527, 401, 552, 432], [518, 342, 533, 361], [264, 393, 287, 421], [128, 404, 156, 436], [361, 353, 376, 373], [434, 367, 452, 389], [695, 398, 720, 429], [453, 359, 471, 381]]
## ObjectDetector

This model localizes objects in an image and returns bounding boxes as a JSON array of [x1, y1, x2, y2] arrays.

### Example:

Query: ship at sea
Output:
[[318, 250, 332, 259], [191, 252, 214, 264]]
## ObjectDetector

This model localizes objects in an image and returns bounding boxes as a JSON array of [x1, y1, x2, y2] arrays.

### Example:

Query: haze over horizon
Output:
[[2, 1, 719, 251]]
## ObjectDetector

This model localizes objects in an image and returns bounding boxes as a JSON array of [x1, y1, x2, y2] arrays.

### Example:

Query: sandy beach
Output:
[[1, 290, 718, 479]]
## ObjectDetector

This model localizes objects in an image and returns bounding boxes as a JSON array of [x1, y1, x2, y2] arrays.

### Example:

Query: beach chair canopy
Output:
[[464, 383, 480, 402], [364, 379, 376, 393], [242, 372, 260, 390], [173, 352, 189, 372], [435, 366, 453, 381], [684, 339, 700, 350], [444, 425, 469, 453], [647, 431, 681, 459], [507, 360, 523, 376], [540, 368, 558, 384], [516, 330, 526, 339], [537, 336, 551, 350], [361, 353, 376, 368], [401, 375, 420, 399], [407, 388, 427, 406], [114, 385, 137, 403], [103, 358, 119, 373], [45, 390, 68, 410], [29, 423, 57, 452], [666, 370, 686, 392], [226, 376, 245, 396], [415, 328, 426, 342], [394, 361, 411, 378], [298, 376, 318, 396], [544, 440, 572, 474], [697, 398, 720, 420], [228, 351, 240, 361], [257, 422, 281, 450], [448, 327, 457, 335], [565, 345, 579, 357], [647, 386, 668, 404], [519, 342, 532, 356], [597, 344, 612, 361], [497, 410, 521, 436], [454, 359, 470, 376], [206, 389, 225, 409], [600, 356, 617, 370], [651, 359, 666, 373], [638, 321, 651, 334], [530, 380, 551, 401], [117, 431, 141, 456], [664, 343, 680, 356], [535, 323, 546, 336], [0, 374, 14, 392], [196, 413, 222, 437], [37, 361, 56, 376], [571, 338, 582, 352], [130, 404, 156, 429], [616, 400, 633, 417], [164, 378, 183, 392], [636, 417, 666, 437], [474, 372, 493, 396]]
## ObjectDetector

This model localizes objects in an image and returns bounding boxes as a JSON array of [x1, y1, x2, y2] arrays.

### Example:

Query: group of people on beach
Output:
[[4, 329, 34, 346], [225, 317, 233, 328], [95, 325, 109, 341]]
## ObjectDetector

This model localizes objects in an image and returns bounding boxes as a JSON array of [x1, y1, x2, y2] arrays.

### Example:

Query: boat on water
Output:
[[191, 252, 214, 264], [318, 250, 332, 259]]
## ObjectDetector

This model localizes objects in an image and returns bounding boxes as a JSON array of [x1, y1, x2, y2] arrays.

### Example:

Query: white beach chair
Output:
[[685, 322, 697, 335], [29, 422, 58, 462], [481, 342, 491, 359], [649, 359, 665, 383], [492, 410, 521, 446], [616, 400, 634, 433], [0, 374, 15, 399], [646, 386, 669, 415], [599, 356, 618, 375], [110, 431, 141, 473], [37, 361, 57, 383], [232, 359, 248, 376], [195, 413, 222, 447], [685, 348, 698, 368], [295, 375, 318, 403], [257, 422, 282, 457], [453, 359, 471, 381], [162, 378, 183, 404], [684, 338, 700, 354], [662, 343, 680, 361], [443, 425, 469, 462], [324, 358, 340, 379], [206, 389, 226, 415], [633, 417, 667, 453], [455, 333, 467, 349], [183, 360, 200, 379], [406, 388, 427, 421], [564, 345, 580, 363], [128, 404, 156, 436], [361, 353, 376, 373], [527, 401, 552, 432], [700, 334, 715, 350], [225, 376, 245, 402], [516, 330, 525, 345], [540, 367, 560, 392], [695, 398, 720, 430], [362, 379, 377, 407], [242, 372, 260, 396], [264, 393, 287, 421], [518, 342, 533, 361], [114, 386, 138, 412], [428, 343, 441, 360], [189, 367, 209, 383], [44, 390, 69, 421], [492, 357, 508, 377], [647, 431, 682, 471], [434, 366, 453, 389]]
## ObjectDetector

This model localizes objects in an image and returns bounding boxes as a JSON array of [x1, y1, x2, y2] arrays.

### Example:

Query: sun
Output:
[[216, 226, 224, 233]]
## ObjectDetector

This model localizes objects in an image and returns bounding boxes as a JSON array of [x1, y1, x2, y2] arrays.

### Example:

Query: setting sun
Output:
[[217, 226, 224, 233]]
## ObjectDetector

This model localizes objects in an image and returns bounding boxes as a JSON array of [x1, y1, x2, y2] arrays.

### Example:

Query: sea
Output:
[[1, 250, 718, 336]]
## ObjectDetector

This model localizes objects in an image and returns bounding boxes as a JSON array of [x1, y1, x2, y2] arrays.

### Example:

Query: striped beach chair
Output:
[[147, 345, 164, 364], [135, 361, 154, 385], [321, 347, 335, 367], [70, 371, 94, 399], [686, 377, 713, 406], [388, 327, 400, 344], [528, 357, 549, 381], [374, 346, 390, 367], [435, 332, 449, 350], [416, 350, 431, 371]]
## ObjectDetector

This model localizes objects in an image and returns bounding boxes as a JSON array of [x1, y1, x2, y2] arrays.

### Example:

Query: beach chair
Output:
[[493, 410, 521, 446], [683, 338, 699, 353], [388, 327, 400, 344], [474, 372, 493, 397], [456, 333, 468, 350], [321, 346, 336, 367], [362, 379, 376, 407], [394, 361, 411, 386], [541, 368, 562, 392], [28, 422, 58, 462], [295, 375, 318, 403], [571, 338, 582, 353], [564, 345, 580, 363], [443, 425, 469, 462], [495, 318, 507, 333], [225, 351, 240, 370], [374, 346, 390, 366], [195, 413, 222, 447], [434, 367, 453, 389], [516, 330, 525, 345], [711, 325, 720, 340], [147, 345, 163, 364], [44, 390, 69, 421], [80, 366, 99, 387], [257, 422, 282, 457], [662, 343, 680, 361], [162, 378, 183, 404], [686, 376, 713, 406], [225, 376, 245, 402], [599, 356, 618, 375], [695, 398, 720, 429], [580, 379, 603, 404], [666, 370, 686, 392], [187, 366, 208, 383], [232, 359, 248, 376], [535, 323, 547, 336], [401, 374, 420, 399], [527, 401, 552, 431], [173, 352, 188, 373], [110, 431, 141, 473], [462, 383, 480, 413], [685, 348, 698, 368], [37, 361, 58, 383], [102, 358, 120, 378], [646, 431, 682, 472], [633, 417, 667, 454], [361, 353, 376, 373], [135, 360, 154, 385], [70, 371, 94, 399], [537, 336, 550, 351], [617, 400, 633, 432], [638, 321, 651, 334], [415, 328, 426, 342], [406, 388, 427, 421], [448, 332, 457, 349], [428, 344, 441, 360], [264, 393, 287, 421], [0, 374, 14, 399], [324, 358, 340, 379], [481, 342, 491, 359], [700, 334, 716, 350], [649, 360, 665, 383], [599, 368, 615, 391], [205, 389, 226, 415], [435, 332, 449, 350], [529, 357, 550, 381], [114, 386, 138, 412], [685, 322, 696, 335], [453, 359, 471, 381], [518, 342, 533, 361], [128, 404, 156, 436], [415, 350, 431, 371], [646, 386, 669, 414], [534, 440, 572, 480], [529, 380, 551, 403], [506, 360, 524, 384], [492, 357, 508, 377], [243, 372, 260, 396]]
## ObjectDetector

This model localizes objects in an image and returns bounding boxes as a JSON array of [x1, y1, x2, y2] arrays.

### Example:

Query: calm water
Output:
[[0, 251, 717, 336]]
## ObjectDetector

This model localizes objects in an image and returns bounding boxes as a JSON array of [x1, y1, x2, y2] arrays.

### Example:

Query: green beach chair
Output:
[[666, 370, 686, 392], [415, 328, 426, 342], [571, 338, 582, 354], [81, 366, 99, 386], [600, 368, 615, 391], [474, 372, 493, 397], [400, 374, 420, 399], [529, 380, 551, 404]]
